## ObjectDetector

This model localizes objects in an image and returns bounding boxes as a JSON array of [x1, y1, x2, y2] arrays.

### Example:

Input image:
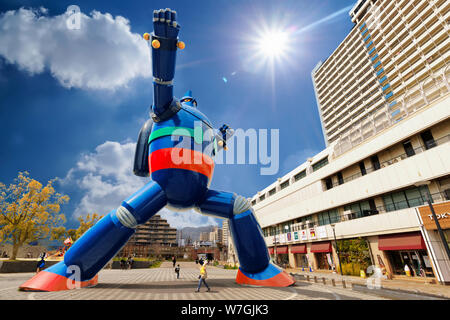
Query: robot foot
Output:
[[236, 262, 295, 287], [19, 261, 98, 292]]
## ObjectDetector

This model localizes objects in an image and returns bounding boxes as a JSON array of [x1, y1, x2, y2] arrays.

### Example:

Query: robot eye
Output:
[[184, 98, 191, 102]]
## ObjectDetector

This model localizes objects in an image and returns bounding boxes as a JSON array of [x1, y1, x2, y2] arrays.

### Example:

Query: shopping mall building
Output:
[[250, 0, 450, 284]]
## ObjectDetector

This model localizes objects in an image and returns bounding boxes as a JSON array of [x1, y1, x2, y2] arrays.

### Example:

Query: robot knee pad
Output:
[[232, 195, 252, 215], [115, 205, 138, 229]]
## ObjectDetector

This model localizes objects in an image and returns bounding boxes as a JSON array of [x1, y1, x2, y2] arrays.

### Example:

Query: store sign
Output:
[[287, 232, 292, 242], [418, 202, 450, 230], [316, 226, 328, 239], [293, 231, 299, 241], [309, 228, 317, 240], [300, 230, 308, 241]]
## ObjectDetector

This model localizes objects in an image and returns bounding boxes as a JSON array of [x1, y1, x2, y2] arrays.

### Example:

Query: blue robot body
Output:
[[148, 106, 216, 209]]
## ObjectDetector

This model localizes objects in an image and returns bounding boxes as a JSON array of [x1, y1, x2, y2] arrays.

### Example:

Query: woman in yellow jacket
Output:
[[195, 260, 211, 292]]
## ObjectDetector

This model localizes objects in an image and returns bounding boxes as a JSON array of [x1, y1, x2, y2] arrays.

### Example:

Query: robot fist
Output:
[[153, 8, 180, 39]]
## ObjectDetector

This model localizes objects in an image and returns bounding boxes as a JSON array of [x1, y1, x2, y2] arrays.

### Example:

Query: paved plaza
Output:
[[0, 262, 445, 300]]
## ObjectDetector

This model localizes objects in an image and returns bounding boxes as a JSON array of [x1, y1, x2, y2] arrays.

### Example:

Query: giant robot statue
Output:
[[20, 8, 295, 291]]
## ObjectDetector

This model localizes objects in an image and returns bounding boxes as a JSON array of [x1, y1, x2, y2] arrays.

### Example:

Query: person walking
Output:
[[195, 260, 210, 292], [36, 252, 46, 273], [127, 255, 134, 270], [172, 255, 177, 268], [175, 264, 180, 279]]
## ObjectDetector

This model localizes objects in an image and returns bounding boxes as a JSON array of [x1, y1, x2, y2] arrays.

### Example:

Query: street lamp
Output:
[[330, 223, 343, 276], [415, 181, 450, 261]]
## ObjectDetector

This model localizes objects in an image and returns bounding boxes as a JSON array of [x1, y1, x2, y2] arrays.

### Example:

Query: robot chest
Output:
[[147, 125, 216, 180]]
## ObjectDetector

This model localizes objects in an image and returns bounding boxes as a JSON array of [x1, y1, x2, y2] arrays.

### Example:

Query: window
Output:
[[294, 170, 306, 182], [325, 178, 333, 190], [337, 172, 344, 185], [280, 180, 290, 190], [317, 212, 331, 226], [251, 200, 256, 205], [312, 157, 329, 172], [391, 191, 408, 210], [420, 130, 436, 150], [371, 155, 380, 170], [382, 186, 430, 212], [259, 194, 265, 201], [269, 188, 276, 196], [403, 140, 415, 157], [404, 188, 423, 207], [359, 161, 367, 175]]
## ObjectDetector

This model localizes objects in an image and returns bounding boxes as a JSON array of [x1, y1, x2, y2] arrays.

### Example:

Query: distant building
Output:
[[119, 214, 177, 257], [222, 220, 229, 246]]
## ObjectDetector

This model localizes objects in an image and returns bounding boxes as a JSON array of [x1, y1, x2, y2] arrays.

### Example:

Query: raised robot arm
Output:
[[133, 8, 185, 177], [147, 8, 184, 122]]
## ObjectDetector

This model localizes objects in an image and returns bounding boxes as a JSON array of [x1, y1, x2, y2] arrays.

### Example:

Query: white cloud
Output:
[[0, 7, 151, 90], [63, 140, 219, 229]]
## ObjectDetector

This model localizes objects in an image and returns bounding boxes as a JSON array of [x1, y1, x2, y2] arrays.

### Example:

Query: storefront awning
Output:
[[268, 247, 274, 255], [275, 246, 288, 254], [378, 232, 426, 251], [310, 241, 332, 253], [290, 244, 307, 254]]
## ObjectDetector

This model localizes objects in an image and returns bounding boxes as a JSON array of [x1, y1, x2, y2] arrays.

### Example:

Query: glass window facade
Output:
[[382, 186, 430, 212], [294, 170, 306, 182], [312, 157, 329, 172]]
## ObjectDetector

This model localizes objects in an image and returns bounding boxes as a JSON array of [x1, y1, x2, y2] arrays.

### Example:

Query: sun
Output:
[[256, 30, 289, 58]]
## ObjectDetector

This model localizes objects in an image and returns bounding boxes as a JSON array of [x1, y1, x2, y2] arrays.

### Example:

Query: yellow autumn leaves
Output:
[[0, 172, 102, 260]]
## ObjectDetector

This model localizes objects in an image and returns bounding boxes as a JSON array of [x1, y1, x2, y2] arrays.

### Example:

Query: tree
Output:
[[0, 172, 69, 260], [51, 213, 103, 243]]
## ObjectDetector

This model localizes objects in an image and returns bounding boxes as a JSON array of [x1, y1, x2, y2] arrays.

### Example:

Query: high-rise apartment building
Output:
[[249, 0, 450, 284], [312, 0, 448, 150]]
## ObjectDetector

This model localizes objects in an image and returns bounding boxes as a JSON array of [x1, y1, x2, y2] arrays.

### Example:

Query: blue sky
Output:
[[0, 0, 357, 229]]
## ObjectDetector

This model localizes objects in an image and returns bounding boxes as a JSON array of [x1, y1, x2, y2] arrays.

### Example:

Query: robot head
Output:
[[180, 90, 197, 107]]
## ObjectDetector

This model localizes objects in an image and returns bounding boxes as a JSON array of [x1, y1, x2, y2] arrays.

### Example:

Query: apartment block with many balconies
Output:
[[249, 0, 450, 284]]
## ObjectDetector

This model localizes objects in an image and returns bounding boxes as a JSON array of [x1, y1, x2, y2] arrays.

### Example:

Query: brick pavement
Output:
[[0, 262, 442, 300]]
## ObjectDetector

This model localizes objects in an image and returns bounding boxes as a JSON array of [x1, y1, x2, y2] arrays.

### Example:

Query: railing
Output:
[[332, 63, 450, 157], [263, 191, 450, 237], [325, 134, 450, 189]]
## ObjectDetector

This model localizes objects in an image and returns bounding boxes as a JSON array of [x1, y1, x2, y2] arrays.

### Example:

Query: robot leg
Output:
[[19, 181, 167, 292], [197, 190, 295, 287]]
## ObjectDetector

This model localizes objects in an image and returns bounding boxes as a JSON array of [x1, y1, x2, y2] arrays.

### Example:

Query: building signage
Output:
[[287, 232, 292, 242], [294, 231, 299, 241], [300, 230, 308, 241], [417, 202, 450, 230], [316, 226, 327, 239], [309, 228, 317, 240]]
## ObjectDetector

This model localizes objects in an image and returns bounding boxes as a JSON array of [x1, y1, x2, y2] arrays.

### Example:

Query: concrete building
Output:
[[222, 220, 229, 247], [119, 214, 177, 257], [251, 0, 450, 284]]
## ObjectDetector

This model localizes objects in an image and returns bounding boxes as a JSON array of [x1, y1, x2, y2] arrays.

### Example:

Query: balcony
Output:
[[264, 195, 450, 246], [328, 134, 449, 189]]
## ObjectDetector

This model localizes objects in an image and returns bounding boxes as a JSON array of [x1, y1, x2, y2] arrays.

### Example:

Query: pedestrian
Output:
[[127, 255, 134, 270], [172, 255, 177, 268], [36, 252, 46, 273], [195, 260, 210, 292], [195, 258, 198, 264], [175, 264, 180, 279], [120, 257, 126, 270]]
